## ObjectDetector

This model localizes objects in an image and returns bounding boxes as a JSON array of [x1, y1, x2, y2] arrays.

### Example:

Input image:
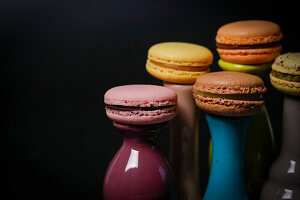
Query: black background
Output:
[[1, 0, 299, 199]]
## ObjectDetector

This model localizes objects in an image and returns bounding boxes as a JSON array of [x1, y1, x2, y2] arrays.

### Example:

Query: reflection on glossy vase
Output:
[[204, 114, 251, 200], [244, 105, 275, 199], [164, 83, 201, 200], [260, 95, 300, 200], [103, 122, 176, 200]]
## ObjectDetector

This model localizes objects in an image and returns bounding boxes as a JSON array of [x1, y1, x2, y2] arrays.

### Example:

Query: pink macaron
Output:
[[104, 85, 178, 125]]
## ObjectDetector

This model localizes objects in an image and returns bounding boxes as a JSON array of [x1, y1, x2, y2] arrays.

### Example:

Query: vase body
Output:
[[260, 95, 300, 200], [208, 105, 276, 199], [103, 122, 176, 200], [204, 114, 251, 200], [164, 82, 201, 200]]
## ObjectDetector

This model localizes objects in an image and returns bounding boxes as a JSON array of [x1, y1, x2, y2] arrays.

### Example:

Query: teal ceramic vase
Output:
[[204, 114, 251, 200]]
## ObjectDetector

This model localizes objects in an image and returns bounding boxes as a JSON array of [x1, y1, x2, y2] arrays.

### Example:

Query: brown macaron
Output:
[[193, 71, 267, 117], [216, 20, 282, 64]]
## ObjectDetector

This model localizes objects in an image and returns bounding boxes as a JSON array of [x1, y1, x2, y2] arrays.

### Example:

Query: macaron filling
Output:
[[105, 104, 176, 111], [148, 60, 209, 72], [271, 70, 300, 82], [216, 41, 281, 50], [193, 90, 263, 101]]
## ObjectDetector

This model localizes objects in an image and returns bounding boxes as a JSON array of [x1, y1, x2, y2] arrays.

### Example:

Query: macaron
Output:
[[193, 71, 267, 117], [146, 42, 213, 84], [270, 52, 300, 96], [104, 84, 178, 125], [216, 20, 282, 64]]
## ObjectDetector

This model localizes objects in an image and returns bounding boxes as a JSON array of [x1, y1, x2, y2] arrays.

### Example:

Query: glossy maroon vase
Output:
[[103, 122, 176, 200]]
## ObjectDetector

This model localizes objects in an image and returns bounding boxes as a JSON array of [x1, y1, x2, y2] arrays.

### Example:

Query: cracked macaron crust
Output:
[[146, 42, 213, 84], [270, 52, 300, 96], [216, 20, 282, 64], [193, 71, 267, 117], [104, 85, 177, 125]]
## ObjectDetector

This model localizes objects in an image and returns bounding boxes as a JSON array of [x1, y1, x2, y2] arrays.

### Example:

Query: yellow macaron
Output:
[[146, 42, 213, 84]]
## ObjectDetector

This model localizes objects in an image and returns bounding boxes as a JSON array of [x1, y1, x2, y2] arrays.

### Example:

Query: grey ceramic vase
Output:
[[260, 95, 300, 200]]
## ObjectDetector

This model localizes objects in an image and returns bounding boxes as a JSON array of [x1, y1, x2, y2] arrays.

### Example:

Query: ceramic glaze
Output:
[[244, 105, 275, 199], [218, 62, 276, 199], [164, 83, 201, 200], [260, 95, 300, 200], [204, 114, 251, 200], [103, 122, 176, 200]]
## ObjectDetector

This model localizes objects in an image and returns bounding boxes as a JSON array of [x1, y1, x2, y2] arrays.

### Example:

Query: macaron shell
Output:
[[146, 60, 209, 84], [216, 20, 282, 45], [217, 46, 282, 64], [271, 52, 300, 75], [104, 85, 177, 107], [270, 73, 300, 96], [218, 59, 271, 76], [193, 94, 263, 117], [193, 71, 267, 94], [105, 106, 177, 125], [148, 42, 213, 66]]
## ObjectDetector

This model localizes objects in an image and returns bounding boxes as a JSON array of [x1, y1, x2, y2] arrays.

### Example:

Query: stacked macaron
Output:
[[146, 42, 213, 84], [270, 52, 300, 96], [104, 85, 178, 125], [193, 71, 267, 117], [216, 20, 283, 76]]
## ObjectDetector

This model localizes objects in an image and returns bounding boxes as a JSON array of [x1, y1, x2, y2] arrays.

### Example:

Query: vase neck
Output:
[[206, 114, 252, 145], [206, 115, 252, 164], [204, 114, 252, 199], [113, 122, 167, 142], [282, 95, 300, 154]]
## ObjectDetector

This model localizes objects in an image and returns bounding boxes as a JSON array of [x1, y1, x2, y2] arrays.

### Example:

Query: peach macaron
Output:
[[216, 20, 282, 64]]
